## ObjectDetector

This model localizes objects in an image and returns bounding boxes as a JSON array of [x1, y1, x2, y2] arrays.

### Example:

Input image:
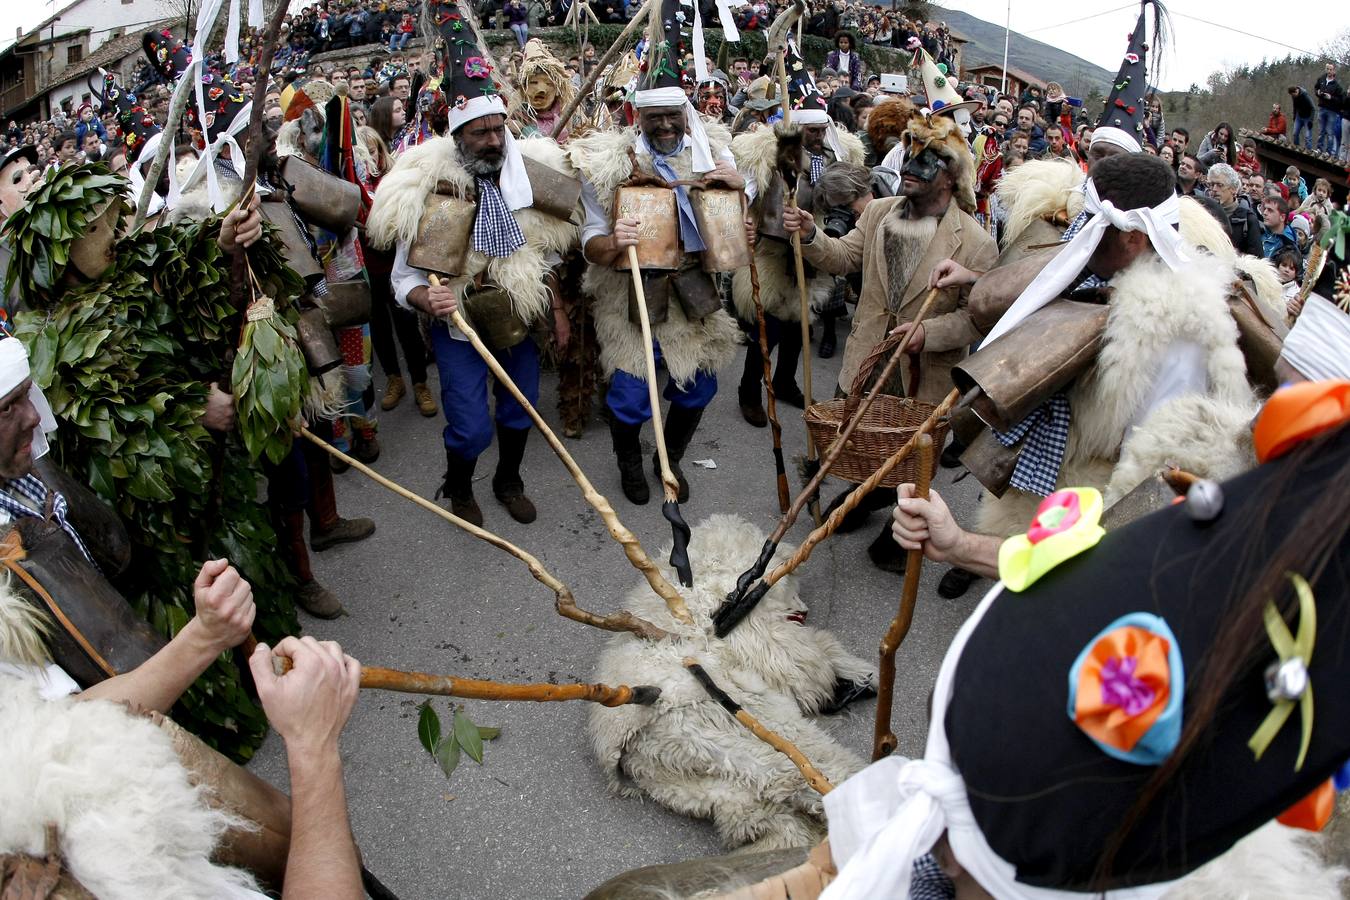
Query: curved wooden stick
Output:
[[550, 0, 653, 139], [714, 388, 958, 636], [749, 258, 791, 514], [271, 654, 659, 707], [873, 433, 933, 761], [426, 277, 693, 626], [684, 659, 833, 795], [712, 289, 942, 636], [765, 389, 958, 586], [624, 248, 694, 588], [298, 429, 668, 641]]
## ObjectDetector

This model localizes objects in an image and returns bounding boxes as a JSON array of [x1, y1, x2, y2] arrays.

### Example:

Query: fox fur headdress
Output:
[[904, 112, 976, 214]]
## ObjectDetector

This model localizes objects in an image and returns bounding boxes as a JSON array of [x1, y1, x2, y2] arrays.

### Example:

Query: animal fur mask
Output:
[[904, 113, 976, 213]]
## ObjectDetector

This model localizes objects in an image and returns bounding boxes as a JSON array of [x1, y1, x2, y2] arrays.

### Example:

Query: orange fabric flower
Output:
[[1074, 626, 1172, 754]]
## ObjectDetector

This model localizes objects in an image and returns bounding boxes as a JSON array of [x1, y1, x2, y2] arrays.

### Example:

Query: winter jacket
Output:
[[1262, 111, 1287, 137], [1226, 197, 1263, 257], [1314, 75, 1344, 111], [826, 49, 863, 91], [1289, 87, 1315, 119]]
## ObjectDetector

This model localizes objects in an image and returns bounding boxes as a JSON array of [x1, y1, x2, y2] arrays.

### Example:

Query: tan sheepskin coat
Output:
[[801, 195, 998, 403], [566, 124, 743, 386], [365, 135, 580, 326], [729, 125, 866, 324]]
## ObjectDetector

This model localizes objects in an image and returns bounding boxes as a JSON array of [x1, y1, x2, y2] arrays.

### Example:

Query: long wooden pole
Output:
[[423, 277, 692, 624], [624, 248, 694, 588], [872, 433, 933, 760], [684, 659, 834, 795], [269, 653, 660, 706], [713, 289, 941, 635], [750, 259, 790, 514], [298, 429, 669, 641], [715, 387, 958, 637], [550, 0, 654, 138]]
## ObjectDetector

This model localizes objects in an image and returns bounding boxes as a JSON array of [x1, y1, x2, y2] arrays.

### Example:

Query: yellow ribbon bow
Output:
[[1248, 573, 1317, 771]]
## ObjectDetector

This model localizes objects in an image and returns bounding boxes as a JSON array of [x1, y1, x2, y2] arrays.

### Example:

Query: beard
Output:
[[456, 141, 504, 177], [647, 132, 681, 155]]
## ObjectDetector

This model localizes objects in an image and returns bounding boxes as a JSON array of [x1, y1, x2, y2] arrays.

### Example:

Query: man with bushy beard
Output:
[[368, 17, 579, 528]]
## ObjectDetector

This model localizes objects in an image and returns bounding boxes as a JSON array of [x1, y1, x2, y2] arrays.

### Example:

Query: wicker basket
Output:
[[803, 331, 948, 488]]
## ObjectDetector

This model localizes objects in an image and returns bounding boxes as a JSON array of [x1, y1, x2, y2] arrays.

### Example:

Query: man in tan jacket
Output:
[[784, 112, 997, 573]]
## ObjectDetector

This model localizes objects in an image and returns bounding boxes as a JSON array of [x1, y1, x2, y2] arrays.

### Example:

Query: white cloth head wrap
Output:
[[126, 133, 166, 219], [1280, 293, 1350, 381], [1091, 125, 1142, 155], [633, 86, 715, 173], [981, 178, 1190, 347], [821, 582, 1179, 900], [447, 96, 532, 212], [791, 108, 847, 160], [0, 339, 57, 462]]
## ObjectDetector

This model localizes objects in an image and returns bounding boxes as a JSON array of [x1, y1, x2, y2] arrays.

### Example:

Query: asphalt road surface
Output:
[[249, 334, 985, 899]]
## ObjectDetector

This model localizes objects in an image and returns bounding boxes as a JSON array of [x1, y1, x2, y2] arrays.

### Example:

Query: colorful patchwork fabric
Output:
[[1068, 612, 1183, 765], [998, 487, 1105, 591]]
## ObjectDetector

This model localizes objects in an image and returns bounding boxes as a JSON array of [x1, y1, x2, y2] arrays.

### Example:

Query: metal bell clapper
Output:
[[1265, 657, 1309, 703]]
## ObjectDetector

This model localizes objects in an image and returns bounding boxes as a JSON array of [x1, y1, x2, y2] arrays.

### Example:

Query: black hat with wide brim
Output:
[[945, 419, 1350, 891]]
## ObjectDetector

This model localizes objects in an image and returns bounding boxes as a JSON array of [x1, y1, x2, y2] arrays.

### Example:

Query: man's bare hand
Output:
[[251, 636, 360, 757], [410, 283, 459, 318], [782, 206, 816, 241], [201, 382, 236, 432], [192, 558, 255, 653], [552, 305, 571, 353], [613, 217, 640, 250], [219, 193, 263, 252], [891, 485, 963, 563], [928, 258, 980, 290], [890, 321, 926, 352], [707, 159, 745, 190], [744, 216, 757, 250]]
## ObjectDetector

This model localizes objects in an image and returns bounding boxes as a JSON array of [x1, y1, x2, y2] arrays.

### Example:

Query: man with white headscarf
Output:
[[567, 0, 745, 506], [954, 154, 1258, 550]]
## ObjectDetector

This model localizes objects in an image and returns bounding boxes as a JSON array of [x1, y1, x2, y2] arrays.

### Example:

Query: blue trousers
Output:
[[1293, 114, 1313, 149], [1317, 109, 1341, 156], [430, 322, 539, 459], [606, 344, 717, 425]]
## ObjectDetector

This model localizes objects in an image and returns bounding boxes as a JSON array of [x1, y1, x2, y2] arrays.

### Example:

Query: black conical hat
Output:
[[784, 38, 828, 124], [429, 0, 507, 133], [1095, 0, 1168, 148]]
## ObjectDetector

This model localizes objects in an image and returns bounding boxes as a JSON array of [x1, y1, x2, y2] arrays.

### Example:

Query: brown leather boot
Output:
[[413, 382, 438, 417], [436, 448, 483, 526], [492, 425, 537, 524], [381, 374, 406, 410], [296, 580, 346, 618]]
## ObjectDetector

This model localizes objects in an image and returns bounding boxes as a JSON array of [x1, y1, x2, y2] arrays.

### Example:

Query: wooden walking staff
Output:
[[624, 248, 695, 588], [298, 428, 671, 641], [774, 51, 824, 528], [684, 659, 834, 795], [716, 387, 958, 636], [263, 646, 660, 707], [873, 433, 933, 761], [713, 289, 942, 637], [424, 276, 693, 624], [550, 0, 654, 139], [750, 259, 791, 514]]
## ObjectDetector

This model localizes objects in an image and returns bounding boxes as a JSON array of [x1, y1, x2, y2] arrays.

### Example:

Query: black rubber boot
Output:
[[655, 404, 704, 503], [771, 318, 804, 406], [435, 447, 483, 526], [609, 418, 649, 505], [492, 425, 537, 524], [818, 311, 838, 359], [738, 341, 767, 427], [866, 515, 907, 574]]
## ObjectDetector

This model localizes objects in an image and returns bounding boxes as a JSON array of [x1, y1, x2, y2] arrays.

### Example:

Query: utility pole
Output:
[[1000, 0, 1010, 95]]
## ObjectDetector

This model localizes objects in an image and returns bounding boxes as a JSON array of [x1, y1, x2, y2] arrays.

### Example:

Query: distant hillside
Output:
[[934, 6, 1115, 99]]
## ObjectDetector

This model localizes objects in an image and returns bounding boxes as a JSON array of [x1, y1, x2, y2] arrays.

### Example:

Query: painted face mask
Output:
[[902, 146, 947, 182]]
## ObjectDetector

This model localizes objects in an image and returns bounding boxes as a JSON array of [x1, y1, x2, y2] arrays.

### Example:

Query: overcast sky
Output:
[[0, 0, 1337, 91], [943, 1, 1334, 92]]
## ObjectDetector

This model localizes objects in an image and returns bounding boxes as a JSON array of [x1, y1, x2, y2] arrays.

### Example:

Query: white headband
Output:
[[1280, 293, 1350, 381], [0, 339, 57, 462], [981, 179, 1189, 347], [1091, 125, 1142, 154], [822, 581, 1179, 900], [633, 87, 715, 173]]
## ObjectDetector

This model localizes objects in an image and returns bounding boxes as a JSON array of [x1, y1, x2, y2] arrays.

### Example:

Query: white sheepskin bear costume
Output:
[[589, 513, 875, 851]]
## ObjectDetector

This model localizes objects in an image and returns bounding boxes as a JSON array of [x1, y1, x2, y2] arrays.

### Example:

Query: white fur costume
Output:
[[0, 585, 262, 900], [729, 126, 865, 323], [977, 249, 1259, 538], [566, 125, 743, 386], [365, 135, 580, 325], [589, 514, 874, 851]]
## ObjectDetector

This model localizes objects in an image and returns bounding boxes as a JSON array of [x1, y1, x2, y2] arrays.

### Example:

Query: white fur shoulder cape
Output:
[[565, 124, 743, 385], [365, 135, 579, 325], [977, 249, 1259, 538], [0, 677, 263, 900]]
